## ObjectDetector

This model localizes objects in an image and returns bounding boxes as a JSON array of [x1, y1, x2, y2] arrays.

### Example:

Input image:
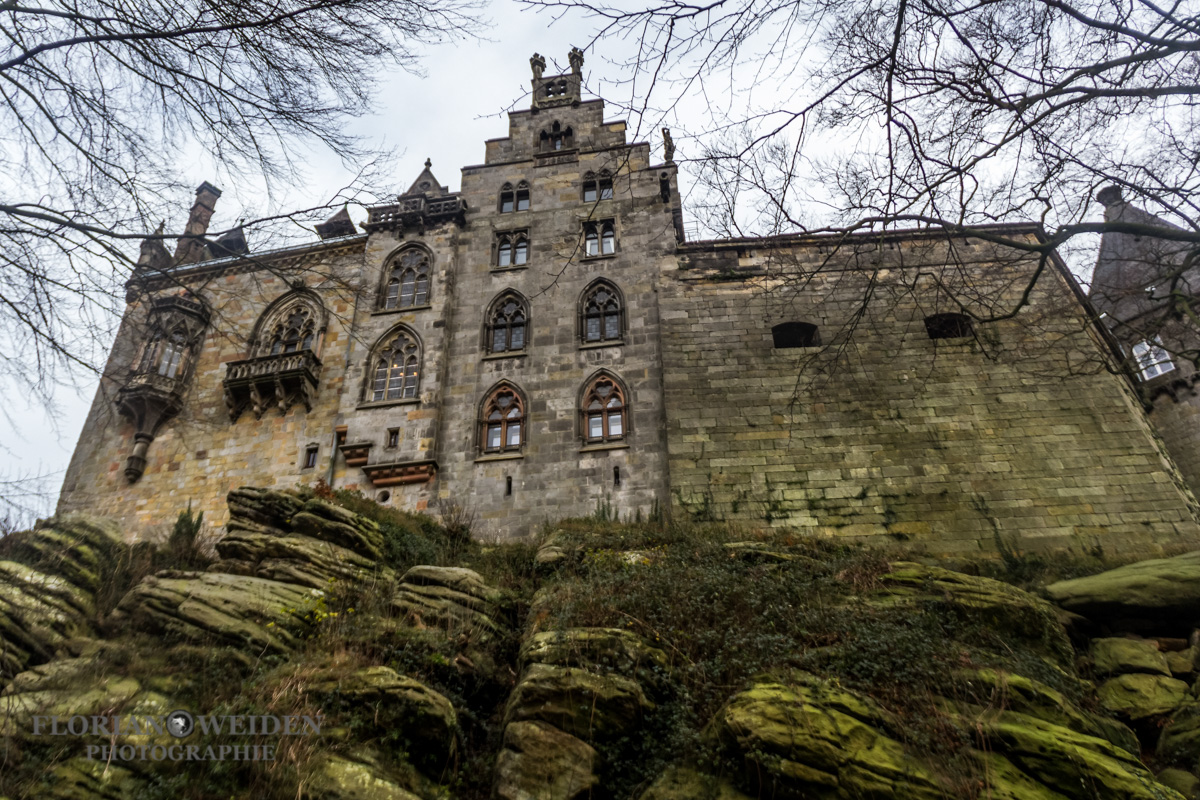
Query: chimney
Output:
[[1096, 185, 1124, 209], [173, 182, 222, 264]]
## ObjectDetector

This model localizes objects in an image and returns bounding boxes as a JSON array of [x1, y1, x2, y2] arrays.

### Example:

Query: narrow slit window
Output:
[[387, 428, 400, 448], [303, 446, 319, 469]]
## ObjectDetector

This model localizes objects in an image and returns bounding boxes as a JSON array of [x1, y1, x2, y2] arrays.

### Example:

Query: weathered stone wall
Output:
[[57, 242, 367, 538], [659, 233, 1200, 554]]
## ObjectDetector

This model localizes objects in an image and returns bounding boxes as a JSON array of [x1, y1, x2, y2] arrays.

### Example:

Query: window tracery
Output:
[[496, 232, 529, 268], [581, 373, 626, 444], [369, 328, 421, 402], [580, 281, 623, 344], [487, 292, 528, 353], [540, 122, 573, 152], [583, 220, 615, 256], [480, 383, 525, 453], [381, 248, 431, 310], [499, 181, 530, 213]]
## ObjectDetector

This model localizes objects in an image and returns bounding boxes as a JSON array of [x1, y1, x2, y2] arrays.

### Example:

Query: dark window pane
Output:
[[415, 276, 429, 305], [501, 196, 514, 213], [515, 241, 527, 265], [600, 182, 613, 200], [584, 185, 597, 203], [586, 317, 601, 341], [386, 280, 399, 309], [605, 313, 619, 340], [498, 243, 511, 266], [511, 324, 524, 350], [493, 327, 507, 352], [516, 191, 529, 211]]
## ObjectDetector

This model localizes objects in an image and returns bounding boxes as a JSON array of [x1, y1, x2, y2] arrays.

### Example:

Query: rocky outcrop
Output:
[[493, 721, 599, 800], [1046, 551, 1200, 626], [392, 565, 504, 637], [0, 516, 124, 679], [215, 488, 390, 588], [710, 671, 1184, 800], [111, 571, 323, 652]]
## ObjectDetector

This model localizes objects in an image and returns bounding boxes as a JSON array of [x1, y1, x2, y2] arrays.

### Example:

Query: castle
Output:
[[56, 51, 1200, 554]]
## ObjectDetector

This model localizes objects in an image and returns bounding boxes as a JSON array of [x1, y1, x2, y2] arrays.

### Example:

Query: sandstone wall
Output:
[[659, 233, 1200, 554]]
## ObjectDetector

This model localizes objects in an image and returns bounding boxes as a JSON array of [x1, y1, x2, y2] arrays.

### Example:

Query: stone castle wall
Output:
[[55, 67, 1200, 552], [659, 234, 1200, 555]]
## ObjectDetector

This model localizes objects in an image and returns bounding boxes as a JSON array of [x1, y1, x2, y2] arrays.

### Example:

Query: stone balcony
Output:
[[363, 195, 467, 233], [223, 350, 322, 422]]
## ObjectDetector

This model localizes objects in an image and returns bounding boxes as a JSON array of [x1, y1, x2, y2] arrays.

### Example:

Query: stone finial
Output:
[[1097, 185, 1124, 208], [425, 158, 432, 168], [662, 128, 676, 163], [569, 47, 584, 75], [530, 53, 546, 80]]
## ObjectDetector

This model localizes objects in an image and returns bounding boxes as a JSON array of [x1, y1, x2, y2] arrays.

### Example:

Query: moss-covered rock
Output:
[[290, 498, 384, 562], [1093, 638, 1171, 676], [493, 720, 598, 800], [111, 571, 321, 652], [952, 668, 1139, 753], [521, 627, 669, 689], [879, 562, 1072, 662], [392, 565, 503, 637], [1159, 704, 1200, 766], [1168, 648, 1198, 678], [638, 767, 753, 799], [303, 754, 422, 800], [215, 530, 388, 589], [1099, 673, 1190, 719], [1158, 768, 1200, 799], [504, 663, 654, 741], [39, 758, 147, 800], [1046, 552, 1200, 625], [305, 665, 457, 773]]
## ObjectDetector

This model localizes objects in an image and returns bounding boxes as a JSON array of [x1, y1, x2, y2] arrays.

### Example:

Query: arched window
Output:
[[369, 329, 421, 402], [268, 307, 317, 354], [249, 290, 326, 359], [381, 248, 431, 310], [582, 171, 613, 203], [496, 232, 529, 268], [580, 281, 623, 344], [583, 221, 616, 256], [581, 373, 626, 444], [487, 292, 528, 353], [772, 322, 820, 349], [540, 122, 573, 152], [480, 383, 524, 453], [499, 182, 530, 213], [924, 312, 973, 340]]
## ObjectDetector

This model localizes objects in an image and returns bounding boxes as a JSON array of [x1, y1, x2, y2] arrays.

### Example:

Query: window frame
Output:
[[495, 231, 530, 269], [582, 220, 616, 257], [579, 280, 625, 346], [363, 326, 422, 406], [582, 171, 614, 203], [380, 248, 432, 311], [580, 372, 628, 446], [485, 291, 530, 355], [1133, 336, 1176, 381], [479, 383, 526, 455]]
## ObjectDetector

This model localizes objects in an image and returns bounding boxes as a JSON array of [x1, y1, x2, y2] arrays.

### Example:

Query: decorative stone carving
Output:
[[530, 52, 546, 80], [662, 128, 675, 163], [569, 47, 584, 75]]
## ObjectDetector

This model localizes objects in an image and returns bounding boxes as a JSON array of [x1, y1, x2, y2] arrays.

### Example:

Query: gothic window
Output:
[[480, 384, 525, 454], [381, 248, 431, 310], [580, 281, 623, 344], [1133, 337, 1175, 380], [499, 182, 530, 213], [924, 313, 973, 340], [540, 122, 573, 152], [772, 322, 821, 349], [496, 232, 529, 268], [487, 292, 529, 354], [583, 220, 616, 256], [268, 307, 317, 354], [582, 171, 613, 203], [369, 328, 421, 402], [141, 327, 189, 378], [581, 373, 626, 444]]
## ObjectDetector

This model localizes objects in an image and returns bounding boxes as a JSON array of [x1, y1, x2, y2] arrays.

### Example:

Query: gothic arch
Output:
[[248, 289, 328, 359], [364, 324, 423, 403], [484, 289, 530, 353], [578, 278, 625, 343], [378, 244, 433, 310], [578, 369, 629, 443], [478, 380, 527, 454]]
